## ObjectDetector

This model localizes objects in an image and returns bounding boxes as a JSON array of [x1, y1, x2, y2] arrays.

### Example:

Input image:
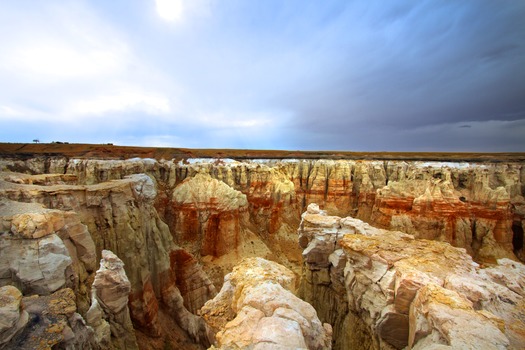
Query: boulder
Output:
[[201, 257, 332, 349], [0, 286, 28, 347]]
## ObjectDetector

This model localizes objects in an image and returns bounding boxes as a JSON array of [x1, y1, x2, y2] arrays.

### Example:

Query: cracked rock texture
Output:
[[0, 170, 213, 348], [201, 257, 332, 349], [0, 154, 524, 348], [5, 287, 97, 349], [299, 203, 525, 349], [2, 157, 523, 266], [0, 285, 28, 348], [88, 249, 138, 349]]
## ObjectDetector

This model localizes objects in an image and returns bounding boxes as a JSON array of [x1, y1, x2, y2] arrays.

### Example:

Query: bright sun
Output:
[[155, 0, 183, 22]]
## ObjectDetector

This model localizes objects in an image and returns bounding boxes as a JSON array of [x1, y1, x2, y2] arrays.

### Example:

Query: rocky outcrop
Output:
[[0, 199, 96, 313], [170, 248, 217, 314], [0, 171, 215, 347], [171, 172, 249, 257], [201, 257, 332, 349], [1, 155, 524, 348], [370, 164, 520, 263], [6, 287, 97, 349], [62, 158, 525, 263], [4, 156, 523, 266], [299, 203, 525, 349], [168, 172, 275, 288], [87, 250, 138, 349], [0, 286, 28, 348]]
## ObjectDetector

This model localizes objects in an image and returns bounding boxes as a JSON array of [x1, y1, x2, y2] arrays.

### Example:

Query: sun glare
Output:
[[155, 0, 183, 22]]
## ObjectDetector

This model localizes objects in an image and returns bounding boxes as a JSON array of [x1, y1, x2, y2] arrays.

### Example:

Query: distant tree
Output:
[[33, 139, 40, 143]]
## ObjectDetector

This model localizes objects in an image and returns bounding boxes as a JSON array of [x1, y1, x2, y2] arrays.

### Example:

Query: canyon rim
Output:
[[0, 143, 524, 349]]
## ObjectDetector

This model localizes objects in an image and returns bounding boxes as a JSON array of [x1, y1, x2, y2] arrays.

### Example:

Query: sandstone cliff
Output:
[[299, 203, 525, 349], [1, 153, 524, 348], [2, 156, 523, 266], [0, 170, 213, 348], [201, 257, 332, 349], [64, 158, 525, 264], [87, 249, 138, 349]]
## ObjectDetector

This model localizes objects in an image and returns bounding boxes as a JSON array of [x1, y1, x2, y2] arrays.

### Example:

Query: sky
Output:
[[0, 0, 524, 152]]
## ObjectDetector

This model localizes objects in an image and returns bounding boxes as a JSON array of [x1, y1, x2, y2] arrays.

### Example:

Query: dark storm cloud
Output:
[[1, 0, 523, 151], [280, 1, 525, 150]]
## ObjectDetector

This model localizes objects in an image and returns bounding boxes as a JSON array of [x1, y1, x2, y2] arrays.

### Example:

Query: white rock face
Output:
[[299, 203, 525, 350], [172, 173, 248, 211], [89, 250, 138, 350], [0, 232, 73, 294], [0, 199, 96, 312], [0, 285, 28, 347], [129, 173, 157, 202], [201, 257, 332, 350]]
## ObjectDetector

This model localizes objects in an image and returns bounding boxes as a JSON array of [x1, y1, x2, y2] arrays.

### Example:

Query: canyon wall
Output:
[[299, 203, 525, 349], [0, 154, 524, 348], [0, 169, 212, 348], [4, 156, 522, 264]]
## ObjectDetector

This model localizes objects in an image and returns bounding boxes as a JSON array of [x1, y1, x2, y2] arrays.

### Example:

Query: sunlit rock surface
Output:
[[0, 286, 28, 348], [0, 153, 524, 348], [2, 157, 523, 265], [88, 249, 138, 349], [169, 172, 275, 288], [201, 257, 332, 349], [0, 170, 213, 348], [299, 203, 525, 349]]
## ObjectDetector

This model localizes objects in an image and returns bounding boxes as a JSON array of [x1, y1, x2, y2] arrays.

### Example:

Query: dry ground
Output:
[[1, 142, 524, 162]]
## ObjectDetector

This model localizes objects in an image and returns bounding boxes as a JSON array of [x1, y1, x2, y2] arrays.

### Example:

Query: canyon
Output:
[[0, 143, 524, 349]]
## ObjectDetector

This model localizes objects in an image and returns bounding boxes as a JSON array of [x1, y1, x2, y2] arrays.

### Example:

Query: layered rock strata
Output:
[[87, 249, 138, 349], [201, 257, 332, 349], [169, 172, 276, 288], [4, 156, 522, 263], [0, 155, 524, 348], [0, 171, 214, 346], [300, 203, 525, 349]]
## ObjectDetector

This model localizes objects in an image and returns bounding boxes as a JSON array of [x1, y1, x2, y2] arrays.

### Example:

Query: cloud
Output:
[[6, 40, 123, 81], [0, 1, 177, 125], [286, 118, 525, 152], [189, 111, 278, 129], [155, 0, 183, 22], [0, 105, 22, 117], [153, 0, 212, 24], [67, 90, 171, 116], [121, 134, 186, 148], [1, 1, 524, 151], [277, 1, 525, 150]]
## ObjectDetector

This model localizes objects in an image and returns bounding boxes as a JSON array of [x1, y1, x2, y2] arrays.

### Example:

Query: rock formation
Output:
[[201, 257, 332, 349], [369, 163, 521, 263], [87, 249, 138, 349], [299, 203, 525, 349], [0, 152, 524, 348], [3, 156, 523, 266], [0, 286, 28, 348], [168, 172, 275, 288], [0, 170, 214, 348], [0, 285, 98, 349], [0, 199, 96, 313]]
